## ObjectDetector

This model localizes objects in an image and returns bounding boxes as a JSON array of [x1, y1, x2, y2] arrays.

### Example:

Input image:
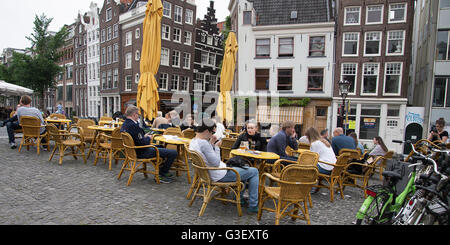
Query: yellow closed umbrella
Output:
[[217, 32, 238, 123], [137, 0, 163, 121]]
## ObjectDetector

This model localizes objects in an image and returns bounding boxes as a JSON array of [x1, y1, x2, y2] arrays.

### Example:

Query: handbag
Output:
[[226, 156, 251, 169]]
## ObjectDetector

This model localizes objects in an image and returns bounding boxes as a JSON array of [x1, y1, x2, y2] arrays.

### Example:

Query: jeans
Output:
[[6, 121, 21, 143], [218, 167, 259, 208], [317, 164, 332, 175], [138, 147, 178, 175], [266, 155, 298, 165]]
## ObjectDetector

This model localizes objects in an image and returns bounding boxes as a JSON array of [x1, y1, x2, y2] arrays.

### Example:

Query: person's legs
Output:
[[219, 167, 259, 209], [317, 164, 332, 175], [6, 121, 20, 146], [157, 147, 177, 175]]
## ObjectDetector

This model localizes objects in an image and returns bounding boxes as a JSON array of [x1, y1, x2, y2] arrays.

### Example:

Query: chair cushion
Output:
[[63, 139, 82, 146]]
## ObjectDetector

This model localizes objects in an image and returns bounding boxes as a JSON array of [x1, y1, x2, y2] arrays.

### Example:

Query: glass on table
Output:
[[239, 141, 249, 151]]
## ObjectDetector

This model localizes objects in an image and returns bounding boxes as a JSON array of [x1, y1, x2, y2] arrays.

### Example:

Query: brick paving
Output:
[[0, 127, 381, 225]]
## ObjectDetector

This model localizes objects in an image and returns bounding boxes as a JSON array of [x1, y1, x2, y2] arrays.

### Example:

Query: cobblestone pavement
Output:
[[0, 127, 381, 225]]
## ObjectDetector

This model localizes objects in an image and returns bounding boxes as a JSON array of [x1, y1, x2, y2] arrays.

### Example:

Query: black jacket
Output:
[[120, 118, 151, 156], [231, 132, 267, 151]]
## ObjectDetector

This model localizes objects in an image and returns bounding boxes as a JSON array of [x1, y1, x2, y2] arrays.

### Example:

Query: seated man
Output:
[[189, 118, 259, 213], [120, 106, 177, 184], [1, 104, 22, 149], [267, 120, 298, 163], [331, 127, 356, 156], [14, 96, 48, 149]]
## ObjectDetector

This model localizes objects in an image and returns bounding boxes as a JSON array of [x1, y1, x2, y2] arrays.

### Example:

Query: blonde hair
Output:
[[305, 127, 331, 147]]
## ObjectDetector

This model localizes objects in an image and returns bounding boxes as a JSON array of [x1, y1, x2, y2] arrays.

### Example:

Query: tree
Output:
[[3, 14, 68, 110]]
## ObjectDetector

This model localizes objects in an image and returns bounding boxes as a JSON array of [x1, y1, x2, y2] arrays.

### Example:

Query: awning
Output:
[[0, 80, 33, 96], [256, 105, 303, 125]]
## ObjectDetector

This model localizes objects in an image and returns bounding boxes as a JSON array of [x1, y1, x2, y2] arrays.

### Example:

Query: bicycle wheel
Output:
[[356, 192, 390, 225]]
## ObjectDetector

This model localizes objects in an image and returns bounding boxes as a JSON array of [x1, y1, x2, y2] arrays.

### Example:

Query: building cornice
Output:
[[252, 21, 335, 32]]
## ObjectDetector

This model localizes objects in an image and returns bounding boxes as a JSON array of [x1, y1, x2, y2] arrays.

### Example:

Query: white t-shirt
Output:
[[310, 140, 337, 171], [189, 138, 227, 182]]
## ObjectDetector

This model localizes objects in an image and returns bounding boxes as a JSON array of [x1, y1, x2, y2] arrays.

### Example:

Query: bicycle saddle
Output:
[[382, 170, 402, 180]]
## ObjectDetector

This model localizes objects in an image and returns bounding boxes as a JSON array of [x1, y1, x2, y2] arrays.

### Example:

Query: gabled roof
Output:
[[249, 0, 331, 26]]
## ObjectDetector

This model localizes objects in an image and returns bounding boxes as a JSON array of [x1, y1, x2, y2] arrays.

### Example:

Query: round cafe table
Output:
[[230, 149, 280, 173], [45, 118, 72, 130]]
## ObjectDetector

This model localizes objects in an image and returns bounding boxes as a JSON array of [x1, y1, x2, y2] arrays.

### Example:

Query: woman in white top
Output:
[[188, 119, 260, 213], [305, 127, 337, 175]]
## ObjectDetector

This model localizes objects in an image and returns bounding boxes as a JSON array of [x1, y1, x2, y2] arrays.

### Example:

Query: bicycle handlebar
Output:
[[392, 139, 447, 180]]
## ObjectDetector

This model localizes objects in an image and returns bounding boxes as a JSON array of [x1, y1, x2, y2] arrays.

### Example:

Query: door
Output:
[[385, 119, 402, 153], [403, 123, 423, 155]]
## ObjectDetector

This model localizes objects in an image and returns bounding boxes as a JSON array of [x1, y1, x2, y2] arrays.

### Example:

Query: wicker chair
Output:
[[270, 151, 319, 208], [314, 153, 352, 202], [118, 132, 163, 185], [338, 148, 361, 160], [219, 137, 237, 162], [46, 124, 86, 165], [18, 116, 50, 155], [76, 119, 96, 158], [163, 127, 183, 137], [342, 155, 384, 198], [49, 113, 66, 119], [298, 142, 311, 150], [258, 165, 318, 225], [182, 128, 196, 139], [93, 128, 125, 170], [376, 150, 394, 180], [187, 149, 244, 217]]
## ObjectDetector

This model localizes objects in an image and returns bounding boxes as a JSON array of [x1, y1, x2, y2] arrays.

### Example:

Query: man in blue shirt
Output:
[[331, 127, 356, 155], [267, 121, 298, 162], [121, 106, 177, 183]]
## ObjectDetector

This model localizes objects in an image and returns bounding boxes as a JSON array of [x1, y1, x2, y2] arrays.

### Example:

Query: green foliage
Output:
[[274, 98, 311, 107]]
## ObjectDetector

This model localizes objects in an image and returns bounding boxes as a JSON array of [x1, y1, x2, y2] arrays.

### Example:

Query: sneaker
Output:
[[160, 172, 174, 178], [247, 206, 258, 214], [10, 143, 17, 149], [157, 175, 174, 184]]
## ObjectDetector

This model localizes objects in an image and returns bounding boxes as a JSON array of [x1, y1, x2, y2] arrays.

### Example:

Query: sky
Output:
[[0, 0, 230, 52]]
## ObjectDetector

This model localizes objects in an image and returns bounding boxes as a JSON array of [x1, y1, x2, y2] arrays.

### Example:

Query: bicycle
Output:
[[392, 144, 449, 225], [355, 140, 431, 225]]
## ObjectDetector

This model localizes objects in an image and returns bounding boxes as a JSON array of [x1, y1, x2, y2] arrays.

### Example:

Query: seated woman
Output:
[[231, 119, 267, 151], [369, 136, 388, 158], [427, 118, 449, 143], [304, 127, 336, 175], [189, 118, 259, 213]]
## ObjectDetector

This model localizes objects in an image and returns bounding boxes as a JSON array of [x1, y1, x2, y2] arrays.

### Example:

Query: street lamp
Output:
[[338, 80, 350, 135]]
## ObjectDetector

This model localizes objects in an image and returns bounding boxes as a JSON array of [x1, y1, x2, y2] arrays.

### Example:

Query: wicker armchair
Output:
[[298, 142, 311, 150], [163, 127, 183, 137], [219, 137, 237, 162], [376, 150, 394, 180], [118, 132, 163, 185], [93, 128, 125, 170], [187, 149, 244, 217], [49, 113, 66, 119], [182, 128, 196, 139], [257, 165, 318, 225], [76, 119, 96, 158], [18, 116, 49, 155], [314, 153, 352, 202], [342, 155, 384, 198], [46, 124, 86, 165], [338, 148, 361, 160]]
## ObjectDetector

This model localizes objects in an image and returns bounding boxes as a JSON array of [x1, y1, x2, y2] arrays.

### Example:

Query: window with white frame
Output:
[[125, 31, 132, 46], [362, 63, 379, 95], [389, 3, 407, 23], [364, 32, 382, 56], [343, 33, 359, 56], [359, 105, 381, 140], [201, 52, 208, 65], [279, 37, 294, 57], [433, 77, 450, 107], [135, 28, 140, 39], [174, 6, 183, 23], [163, 1, 171, 18], [125, 75, 132, 91], [125, 53, 132, 69], [162, 25, 170, 40], [159, 73, 168, 90], [207, 36, 213, 45], [208, 53, 216, 66], [172, 50, 180, 67], [171, 74, 179, 91], [161, 48, 170, 66], [384, 62, 402, 95], [106, 8, 112, 22], [135, 50, 140, 61], [309, 36, 325, 57], [182, 52, 190, 69], [181, 76, 189, 91], [344, 7, 361, 25], [173, 28, 181, 43], [341, 63, 357, 94], [185, 9, 193, 24], [184, 31, 192, 45], [113, 68, 118, 88], [256, 39, 270, 57], [113, 24, 119, 38], [437, 30, 450, 60], [113, 43, 119, 62], [366, 5, 383, 24], [387, 31, 405, 55], [107, 45, 112, 64]]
